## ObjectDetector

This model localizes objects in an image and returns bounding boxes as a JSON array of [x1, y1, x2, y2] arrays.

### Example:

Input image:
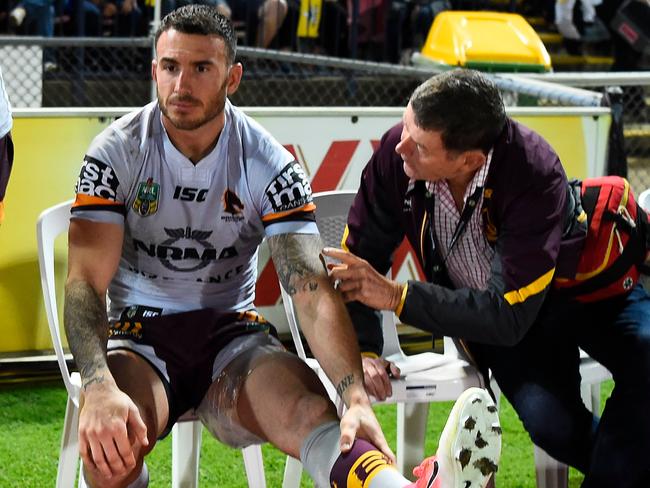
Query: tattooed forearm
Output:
[[268, 233, 326, 296], [336, 374, 355, 398], [64, 280, 110, 390]]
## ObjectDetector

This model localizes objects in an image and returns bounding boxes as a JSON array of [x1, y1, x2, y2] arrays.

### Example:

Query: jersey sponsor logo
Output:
[[265, 161, 313, 213], [196, 263, 245, 283], [75, 156, 119, 200], [132, 227, 238, 272], [109, 306, 163, 340], [128, 262, 246, 283], [133, 178, 160, 217], [173, 185, 208, 202], [221, 188, 245, 222]]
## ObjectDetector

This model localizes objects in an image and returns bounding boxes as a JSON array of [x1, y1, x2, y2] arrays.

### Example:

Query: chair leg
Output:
[[534, 444, 568, 488], [580, 383, 593, 412], [58, 395, 80, 488], [172, 420, 202, 488], [242, 444, 266, 488], [580, 382, 601, 414], [396, 402, 429, 478], [590, 383, 601, 414], [282, 455, 303, 488]]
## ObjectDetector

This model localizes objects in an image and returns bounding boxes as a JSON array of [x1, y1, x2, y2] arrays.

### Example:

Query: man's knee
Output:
[[285, 388, 334, 430], [82, 460, 150, 488], [511, 385, 594, 468], [107, 349, 169, 441], [246, 351, 335, 426]]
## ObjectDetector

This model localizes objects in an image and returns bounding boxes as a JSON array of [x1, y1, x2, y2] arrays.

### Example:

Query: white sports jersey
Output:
[[72, 100, 317, 320], [0, 65, 12, 137]]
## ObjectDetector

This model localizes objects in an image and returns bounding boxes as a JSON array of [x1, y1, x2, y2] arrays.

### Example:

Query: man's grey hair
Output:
[[410, 69, 506, 154]]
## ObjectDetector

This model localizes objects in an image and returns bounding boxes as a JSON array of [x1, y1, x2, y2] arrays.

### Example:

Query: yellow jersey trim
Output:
[[341, 224, 350, 251], [504, 268, 555, 305], [394, 282, 409, 317], [361, 351, 380, 359]]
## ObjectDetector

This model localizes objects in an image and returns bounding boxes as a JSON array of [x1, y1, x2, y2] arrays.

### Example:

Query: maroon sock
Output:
[[329, 438, 392, 488]]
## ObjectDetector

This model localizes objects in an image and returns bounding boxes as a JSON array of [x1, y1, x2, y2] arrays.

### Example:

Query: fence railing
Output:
[[1, 35, 648, 190], [522, 71, 650, 192]]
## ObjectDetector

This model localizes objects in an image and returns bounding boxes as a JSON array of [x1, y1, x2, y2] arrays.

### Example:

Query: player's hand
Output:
[[362, 356, 400, 401], [322, 248, 403, 311], [338, 398, 396, 464], [78, 384, 149, 479]]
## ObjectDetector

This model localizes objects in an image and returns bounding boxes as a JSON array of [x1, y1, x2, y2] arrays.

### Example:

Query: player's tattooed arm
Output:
[[268, 232, 362, 397], [64, 281, 111, 391], [267, 233, 327, 296], [268, 232, 387, 457]]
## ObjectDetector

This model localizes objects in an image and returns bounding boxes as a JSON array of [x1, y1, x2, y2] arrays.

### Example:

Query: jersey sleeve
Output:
[[71, 126, 130, 225], [246, 133, 317, 237]]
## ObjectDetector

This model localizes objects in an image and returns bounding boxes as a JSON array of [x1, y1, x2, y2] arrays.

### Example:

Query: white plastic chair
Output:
[[280, 190, 486, 486], [36, 199, 266, 488]]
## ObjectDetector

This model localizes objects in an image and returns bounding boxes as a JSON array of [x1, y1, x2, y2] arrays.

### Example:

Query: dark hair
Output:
[[155, 5, 237, 65], [409, 69, 506, 154]]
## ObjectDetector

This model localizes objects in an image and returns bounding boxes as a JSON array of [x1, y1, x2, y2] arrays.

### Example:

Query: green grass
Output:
[[0, 381, 613, 487]]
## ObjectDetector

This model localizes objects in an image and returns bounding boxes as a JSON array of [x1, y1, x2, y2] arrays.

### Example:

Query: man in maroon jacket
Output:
[[325, 69, 650, 487]]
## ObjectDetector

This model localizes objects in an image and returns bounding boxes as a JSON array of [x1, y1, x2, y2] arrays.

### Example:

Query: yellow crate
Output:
[[421, 11, 552, 72]]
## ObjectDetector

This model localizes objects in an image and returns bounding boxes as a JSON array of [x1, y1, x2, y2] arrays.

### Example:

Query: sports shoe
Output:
[[411, 387, 501, 488]]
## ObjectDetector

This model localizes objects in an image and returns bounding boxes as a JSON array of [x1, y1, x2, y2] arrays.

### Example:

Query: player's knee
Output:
[[82, 460, 147, 488], [287, 390, 334, 433]]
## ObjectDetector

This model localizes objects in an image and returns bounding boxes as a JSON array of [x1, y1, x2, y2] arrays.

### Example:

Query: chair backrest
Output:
[[310, 190, 471, 362], [281, 190, 357, 360], [282, 190, 414, 361], [36, 200, 78, 404], [312, 190, 357, 248]]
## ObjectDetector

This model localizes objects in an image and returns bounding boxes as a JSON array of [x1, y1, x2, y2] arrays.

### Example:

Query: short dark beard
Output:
[[158, 76, 228, 131]]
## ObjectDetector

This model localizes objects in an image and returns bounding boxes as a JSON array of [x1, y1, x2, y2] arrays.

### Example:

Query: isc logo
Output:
[[173, 186, 208, 202]]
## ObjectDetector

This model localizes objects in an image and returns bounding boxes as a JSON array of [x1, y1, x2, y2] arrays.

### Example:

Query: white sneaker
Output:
[[428, 387, 501, 488]]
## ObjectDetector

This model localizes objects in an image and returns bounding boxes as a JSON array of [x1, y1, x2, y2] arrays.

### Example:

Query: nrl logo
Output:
[[133, 178, 160, 217]]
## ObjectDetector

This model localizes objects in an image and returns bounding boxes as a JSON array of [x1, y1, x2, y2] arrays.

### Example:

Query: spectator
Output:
[[9, 0, 54, 36], [161, 0, 230, 23], [230, 0, 288, 47], [555, 0, 609, 55], [102, 0, 142, 36], [9, 0, 57, 69]]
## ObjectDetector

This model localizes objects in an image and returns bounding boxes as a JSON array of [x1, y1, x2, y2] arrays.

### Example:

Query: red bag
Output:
[[554, 176, 650, 302]]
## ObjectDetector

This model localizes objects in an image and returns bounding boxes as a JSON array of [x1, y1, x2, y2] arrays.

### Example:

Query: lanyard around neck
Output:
[[425, 184, 484, 266]]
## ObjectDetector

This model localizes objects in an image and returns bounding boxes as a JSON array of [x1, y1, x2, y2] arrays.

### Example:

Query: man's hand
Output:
[[339, 398, 396, 464], [322, 247, 404, 311], [79, 384, 149, 479], [362, 356, 400, 401]]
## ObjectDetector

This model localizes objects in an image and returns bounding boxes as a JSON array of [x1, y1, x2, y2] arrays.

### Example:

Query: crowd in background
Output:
[[0, 0, 646, 69], [0, 0, 299, 42]]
